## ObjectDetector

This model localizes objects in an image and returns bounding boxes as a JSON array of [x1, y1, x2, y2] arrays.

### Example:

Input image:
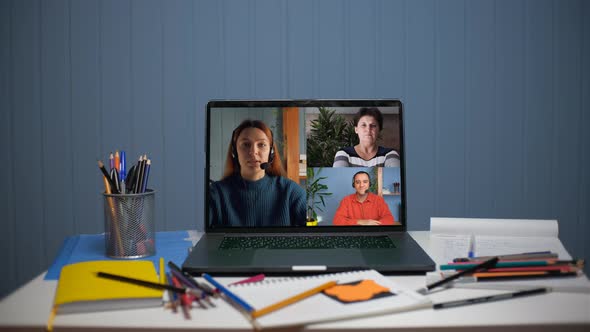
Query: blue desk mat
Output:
[[45, 230, 192, 280]]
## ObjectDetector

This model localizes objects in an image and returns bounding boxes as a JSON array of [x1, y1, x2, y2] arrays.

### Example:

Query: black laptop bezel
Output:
[[204, 99, 407, 234]]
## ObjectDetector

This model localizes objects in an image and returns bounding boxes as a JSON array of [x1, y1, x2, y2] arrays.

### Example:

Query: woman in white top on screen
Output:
[[333, 107, 400, 167]]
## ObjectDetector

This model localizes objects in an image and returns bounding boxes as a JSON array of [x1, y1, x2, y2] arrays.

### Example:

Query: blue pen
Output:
[[202, 273, 254, 313], [120, 150, 126, 181]]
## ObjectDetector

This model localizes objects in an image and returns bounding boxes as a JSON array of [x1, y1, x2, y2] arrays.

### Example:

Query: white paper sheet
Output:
[[429, 218, 569, 266]]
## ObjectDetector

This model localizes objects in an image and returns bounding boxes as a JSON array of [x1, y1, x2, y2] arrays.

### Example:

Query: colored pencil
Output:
[[202, 273, 254, 313], [251, 281, 337, 318], [420, 257, 499, 293]]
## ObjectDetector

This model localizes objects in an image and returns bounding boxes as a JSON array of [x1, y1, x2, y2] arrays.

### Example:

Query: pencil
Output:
[[159, 257, 165, 284], [251, 280, 337, 319], [419, 257, 499, 293], [202, 273, 254, 313]]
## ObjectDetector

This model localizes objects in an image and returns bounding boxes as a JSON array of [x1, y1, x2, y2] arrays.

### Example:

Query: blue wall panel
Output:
[[465, 0, 495, 217], [40, 0, 74, 267], [1, 0, 588, 298], [405, 0, 436, 229], [11, 0, 45, 287], [70, 0, 103, 235], [0, 0, 16, 298]]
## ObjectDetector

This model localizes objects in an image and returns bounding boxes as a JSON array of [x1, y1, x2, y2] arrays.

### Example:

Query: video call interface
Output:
[[207, 101, 403, 228]]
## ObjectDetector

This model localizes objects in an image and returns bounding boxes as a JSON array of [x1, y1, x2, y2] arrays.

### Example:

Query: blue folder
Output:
[[45, 230, 193, 280]]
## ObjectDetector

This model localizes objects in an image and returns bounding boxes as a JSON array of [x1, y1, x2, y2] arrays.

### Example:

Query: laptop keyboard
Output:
[[218, 235, 396, 250]]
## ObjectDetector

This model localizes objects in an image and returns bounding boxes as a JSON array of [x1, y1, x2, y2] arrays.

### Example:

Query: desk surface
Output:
[[1, 231, 589, 332]]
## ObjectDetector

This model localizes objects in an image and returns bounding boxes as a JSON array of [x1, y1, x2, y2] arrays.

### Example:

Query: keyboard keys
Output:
[[219, 236, 395, 250]]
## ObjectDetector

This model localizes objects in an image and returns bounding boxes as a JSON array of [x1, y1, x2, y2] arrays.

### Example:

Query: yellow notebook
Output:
[[52, 260, 163, 314]]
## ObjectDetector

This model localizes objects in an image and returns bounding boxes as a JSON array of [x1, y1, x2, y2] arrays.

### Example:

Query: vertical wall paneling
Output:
[[435, 0, 466, 216], [0, 0, 17, 297], [11, 0, 44, 284], [2, 0, 590, 298], [524, 0, 553, 218], [553, 0, 583, 257], [404, 0, 436, 230], [254, 0, 284, 98], [131, 0, 164, 227], [40, 0, 74, 266], [465, 0, 495, 216], [194, 0, 226, 229], [100, 0, 132, 158], [318, 0, 345, 97], [494, 0, 526, 217], [286, 0, 314, 98], [581, 0, 590, 267], [376, 0, 404, 99], [348, 0, 376, 97], [224, 0, 251, 97], [162, 0, 195, 231], [71, 0, 102, 235]]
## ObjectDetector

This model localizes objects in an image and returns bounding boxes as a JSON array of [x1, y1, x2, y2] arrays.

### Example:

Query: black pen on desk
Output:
[[433, 287, 550, 309], [96, 271, 202, 297], [418, 257, 499, 294]]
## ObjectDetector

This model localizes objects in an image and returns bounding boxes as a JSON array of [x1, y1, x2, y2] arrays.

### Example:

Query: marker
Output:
[[433, 287, 549, 309]]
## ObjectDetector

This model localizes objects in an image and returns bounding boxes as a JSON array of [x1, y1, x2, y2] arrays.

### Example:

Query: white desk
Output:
[[1, 231, 589, 331]]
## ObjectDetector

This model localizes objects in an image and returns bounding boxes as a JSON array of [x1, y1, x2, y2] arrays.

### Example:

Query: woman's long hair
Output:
[[222, 119, 286, 179]]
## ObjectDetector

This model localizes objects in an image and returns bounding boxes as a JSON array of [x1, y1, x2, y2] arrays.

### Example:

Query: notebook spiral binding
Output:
[[228, 270, 370, 287]]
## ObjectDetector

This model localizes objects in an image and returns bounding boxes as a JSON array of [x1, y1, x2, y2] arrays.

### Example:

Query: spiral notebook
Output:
[[226, 269, 431, 329]]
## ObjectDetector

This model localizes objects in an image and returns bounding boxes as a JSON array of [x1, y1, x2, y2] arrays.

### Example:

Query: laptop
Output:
[[182, 99, 435, 275]]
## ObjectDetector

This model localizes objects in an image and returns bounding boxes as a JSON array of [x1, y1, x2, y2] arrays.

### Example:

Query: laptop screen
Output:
[[205, 99, 405, 232]]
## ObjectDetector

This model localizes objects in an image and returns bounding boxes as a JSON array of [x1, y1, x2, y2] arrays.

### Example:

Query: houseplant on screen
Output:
[[306, 167, 332, 226], [306, 107, 357, 167]]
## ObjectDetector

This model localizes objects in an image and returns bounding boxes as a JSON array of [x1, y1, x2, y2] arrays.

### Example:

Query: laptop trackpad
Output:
[[253, 249, 364, 267]]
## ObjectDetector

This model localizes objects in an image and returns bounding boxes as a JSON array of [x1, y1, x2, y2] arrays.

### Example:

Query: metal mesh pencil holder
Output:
[[103, 189, 156, 259]]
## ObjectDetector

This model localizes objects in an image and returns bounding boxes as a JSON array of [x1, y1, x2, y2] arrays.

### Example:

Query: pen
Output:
[[202, 273, 254, 313], [97, 160, 120, 194], [433, 287, 549, 309], [251, 281, 337, 318], [126, 165, 136, 194], [96, 271, 202, 296], [419, 257, 498, 294], [120, 150, 126, 181]]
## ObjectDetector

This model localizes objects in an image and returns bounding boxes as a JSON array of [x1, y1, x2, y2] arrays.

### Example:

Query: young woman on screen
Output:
[[209, 119, 306, 227]]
